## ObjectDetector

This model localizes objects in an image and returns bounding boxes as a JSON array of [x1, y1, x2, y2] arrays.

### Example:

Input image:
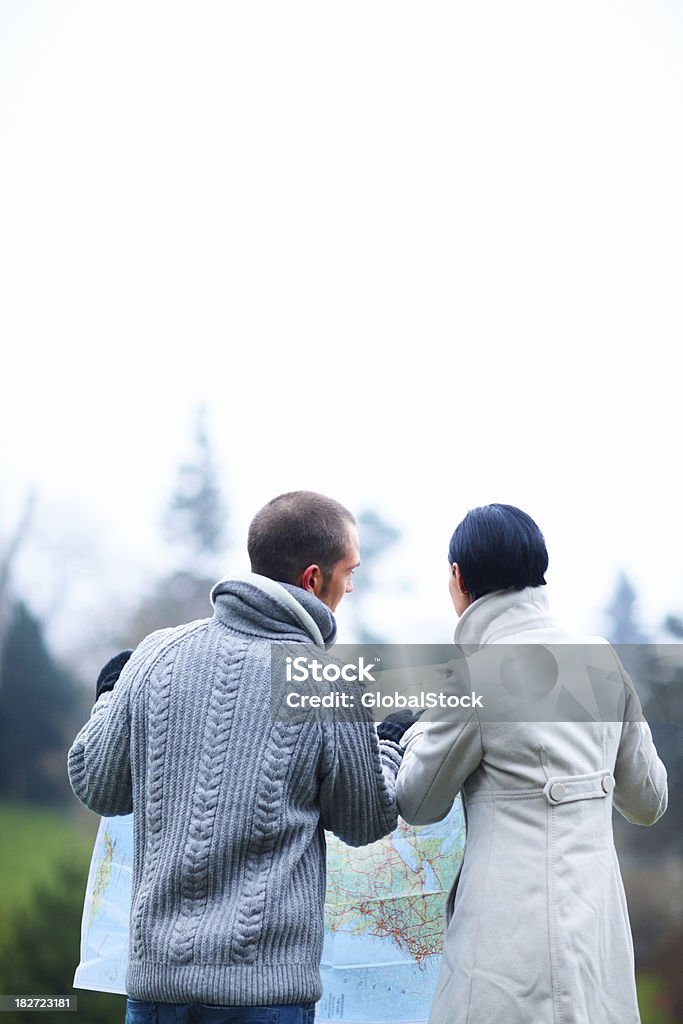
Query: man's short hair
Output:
[[448, 503, 548, 601], [248, 491, 356, 585]]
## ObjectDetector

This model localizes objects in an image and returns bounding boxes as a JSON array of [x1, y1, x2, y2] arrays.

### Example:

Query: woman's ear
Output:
[[454, 563, 469, 598]]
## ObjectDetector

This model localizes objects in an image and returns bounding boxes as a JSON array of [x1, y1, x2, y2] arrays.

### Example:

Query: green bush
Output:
[[0, 858, 125, 1024], [0, 803, 96, 948]]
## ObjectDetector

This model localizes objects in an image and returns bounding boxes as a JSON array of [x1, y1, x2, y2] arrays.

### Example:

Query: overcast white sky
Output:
[[2, 1, 682, 651]]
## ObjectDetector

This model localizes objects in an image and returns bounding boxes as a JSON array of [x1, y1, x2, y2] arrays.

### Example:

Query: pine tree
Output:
[[118, 407, 230, 645], [604, 572, 649, 645], [350, 510, 400, 643], [352, 510, 400, 599], [0, 602, 80, 805], [163, 405, 227, 566]]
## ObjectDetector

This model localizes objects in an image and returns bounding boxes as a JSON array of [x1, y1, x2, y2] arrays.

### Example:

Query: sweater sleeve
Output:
[[67, 634, 166, 817], [67, 675, 134, 817], [318, 715, 403, 847], [68, 628, 178, 816]]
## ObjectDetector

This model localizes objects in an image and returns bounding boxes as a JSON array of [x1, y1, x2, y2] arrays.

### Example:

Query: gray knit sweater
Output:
[[67, 573, 402, 1006]]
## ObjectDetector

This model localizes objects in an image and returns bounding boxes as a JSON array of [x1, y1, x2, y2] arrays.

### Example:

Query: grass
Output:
[[0, 801, 98, 947]]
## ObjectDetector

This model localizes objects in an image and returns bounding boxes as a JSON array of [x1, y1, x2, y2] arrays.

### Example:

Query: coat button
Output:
[[602, 774, 615, 794], [549, 782, 566, 802]]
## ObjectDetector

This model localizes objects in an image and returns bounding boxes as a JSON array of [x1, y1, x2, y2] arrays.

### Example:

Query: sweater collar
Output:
[[210, 572, 337, 649], [453, 586, 554, 646]]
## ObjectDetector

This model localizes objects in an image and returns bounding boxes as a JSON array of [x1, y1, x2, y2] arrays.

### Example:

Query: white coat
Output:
[[396, 587, 667, 1024]]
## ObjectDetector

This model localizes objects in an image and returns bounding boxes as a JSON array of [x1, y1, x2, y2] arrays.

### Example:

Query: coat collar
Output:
[[454, 586, 555, 646]]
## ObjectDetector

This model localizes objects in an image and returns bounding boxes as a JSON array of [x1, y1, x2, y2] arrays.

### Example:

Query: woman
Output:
[[396, 504, 667, 1024]]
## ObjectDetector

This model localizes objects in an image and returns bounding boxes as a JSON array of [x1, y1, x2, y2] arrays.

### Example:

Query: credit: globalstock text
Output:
[[284, 690, 485, 709], [283, 654, 483, 710]]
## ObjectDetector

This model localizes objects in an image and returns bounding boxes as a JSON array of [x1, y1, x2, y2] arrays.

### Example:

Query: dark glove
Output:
[[377, 709, 421, 745], [96, 650, 134, 700]]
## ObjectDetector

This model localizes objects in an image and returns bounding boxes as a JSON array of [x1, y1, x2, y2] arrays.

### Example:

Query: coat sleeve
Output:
[[396, 707, 483, 826], [612, 669, 668, 826], [318, 716, 403, 847]]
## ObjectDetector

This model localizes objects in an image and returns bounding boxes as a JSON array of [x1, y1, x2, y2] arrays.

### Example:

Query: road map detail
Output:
[[75, 800, 466, 1022]]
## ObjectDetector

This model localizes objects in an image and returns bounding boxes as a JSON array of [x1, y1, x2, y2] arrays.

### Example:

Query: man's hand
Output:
[[377, 709, 422, 745], [95, 650, 133, 701]]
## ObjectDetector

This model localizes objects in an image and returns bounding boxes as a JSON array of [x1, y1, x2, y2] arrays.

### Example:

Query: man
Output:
[[68, 491, 406, 1024]]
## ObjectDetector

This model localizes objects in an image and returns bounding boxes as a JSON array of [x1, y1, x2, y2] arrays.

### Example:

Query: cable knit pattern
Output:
[[67, 575, 401, 1007], [231, 720, 302, 963], [169, 640, 247, 964], [131, 649, 176, 959]]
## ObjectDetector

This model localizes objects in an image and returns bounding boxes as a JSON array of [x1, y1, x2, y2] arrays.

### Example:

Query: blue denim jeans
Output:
[[125, 999, 316, 1024]]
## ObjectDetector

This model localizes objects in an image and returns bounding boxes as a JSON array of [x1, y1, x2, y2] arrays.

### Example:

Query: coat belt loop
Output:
[[544, 770, 615, 805]]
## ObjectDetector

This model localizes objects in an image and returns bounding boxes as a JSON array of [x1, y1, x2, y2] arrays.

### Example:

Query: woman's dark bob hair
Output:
[[448, 504, 548, 602]]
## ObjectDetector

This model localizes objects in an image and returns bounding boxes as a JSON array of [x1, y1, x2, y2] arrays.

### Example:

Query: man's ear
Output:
[[300, 564, 324, 595]]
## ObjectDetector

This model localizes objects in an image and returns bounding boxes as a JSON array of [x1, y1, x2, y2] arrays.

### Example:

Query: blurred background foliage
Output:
[[0, 409, 680, 1023]]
